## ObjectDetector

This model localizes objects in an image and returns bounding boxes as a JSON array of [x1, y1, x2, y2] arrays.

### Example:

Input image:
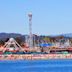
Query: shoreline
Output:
[[0, 54, 72, 60]]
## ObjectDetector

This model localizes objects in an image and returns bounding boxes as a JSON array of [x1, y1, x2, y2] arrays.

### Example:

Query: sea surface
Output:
[[0, 59, 72, 72]]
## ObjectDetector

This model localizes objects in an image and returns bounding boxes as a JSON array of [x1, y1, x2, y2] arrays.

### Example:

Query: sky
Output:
[[0, 0, 72, 35]]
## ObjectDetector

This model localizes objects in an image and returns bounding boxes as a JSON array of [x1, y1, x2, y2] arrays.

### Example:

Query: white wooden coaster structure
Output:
[[3, 38, 23, 52]]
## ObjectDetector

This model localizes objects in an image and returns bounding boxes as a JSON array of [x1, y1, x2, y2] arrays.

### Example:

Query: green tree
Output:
[[0, 40, 4, 46], [43, 36, 50, 43], [15, 37, 23, 45]]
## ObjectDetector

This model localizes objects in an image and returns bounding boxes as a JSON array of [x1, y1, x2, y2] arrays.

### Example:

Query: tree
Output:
[[43, 36, 50, 43], [15, 37, 23, 45], [0, 40, 4, 46], [5, 38, 9, 42]]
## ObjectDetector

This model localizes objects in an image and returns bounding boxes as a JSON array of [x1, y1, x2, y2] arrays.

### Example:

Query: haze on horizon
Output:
[[0, 0, 72, 35]]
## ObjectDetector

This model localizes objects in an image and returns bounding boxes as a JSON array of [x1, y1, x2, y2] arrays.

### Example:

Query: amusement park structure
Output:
[[28, 12, 33, 48], [3, 38, 23, 52], [0, 12, 71, 54], [0, 13, 72, 60]]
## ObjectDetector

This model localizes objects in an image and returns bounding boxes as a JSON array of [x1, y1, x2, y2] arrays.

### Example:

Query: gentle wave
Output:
[[0, 59, 72, 72]]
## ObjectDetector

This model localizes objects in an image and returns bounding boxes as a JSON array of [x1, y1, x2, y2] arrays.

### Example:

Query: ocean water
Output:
[[0, 59, 72, 72]]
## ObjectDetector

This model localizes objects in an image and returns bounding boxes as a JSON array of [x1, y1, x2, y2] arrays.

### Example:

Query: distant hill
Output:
[[50, 33, 72, 38], [0, 33, 25, 41], [0, 32, 72, 42], [61, 33, 72, 38]]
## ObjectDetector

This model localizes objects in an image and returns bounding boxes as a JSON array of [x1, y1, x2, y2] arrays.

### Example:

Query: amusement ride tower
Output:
[[28, 12, 33, 48]]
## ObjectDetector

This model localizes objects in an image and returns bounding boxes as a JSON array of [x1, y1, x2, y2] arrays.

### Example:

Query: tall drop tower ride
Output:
[[28, 12, 33, 48]]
